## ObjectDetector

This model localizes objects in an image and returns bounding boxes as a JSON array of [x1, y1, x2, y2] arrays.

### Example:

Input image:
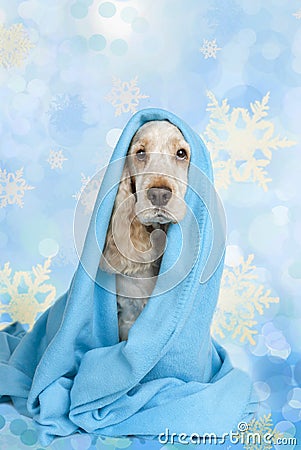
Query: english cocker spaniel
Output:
[[100, 120, 190, 341]]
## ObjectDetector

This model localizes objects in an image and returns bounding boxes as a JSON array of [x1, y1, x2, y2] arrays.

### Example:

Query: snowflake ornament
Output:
[[47, 149, 68, 170], [241, 414, 284, 450], [48, 94, 86, 132], [73, 173, 91, 202], [73, 172, 104, 215], [293, 10, 301, 19], [200, 39, 221, 59], [105, 77, 149, 116], [212, 255, 279, 345], [204, 91, 296, 190], [0, 259, 56, 330], [54, 239, 78, 267], [0, 168, 34, 208], [0, 23, 34, 69]]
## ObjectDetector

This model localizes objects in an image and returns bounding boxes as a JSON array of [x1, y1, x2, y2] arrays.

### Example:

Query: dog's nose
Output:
[[147, 186, 172, 207]]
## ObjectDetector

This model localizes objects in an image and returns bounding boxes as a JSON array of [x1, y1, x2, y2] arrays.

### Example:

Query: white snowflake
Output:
[[293, 9, 301, 19], [105, 76, 149, 116], [73, 172, 103, 215], [204, 91, 296, 190], [0, 168, 34, 208], [212, 255, 279, 345], [54, 242, 78, 267], [47, 149, 68, 169], [0, 258, 56, 330], [73, 173, 91, 202], [241, 414, 284, 450], [200, 39, 221, 59], [0, 23, 34, 69]]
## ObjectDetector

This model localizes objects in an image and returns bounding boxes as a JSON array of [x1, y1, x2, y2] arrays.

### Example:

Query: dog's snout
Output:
[[147, 186, 172, 207]]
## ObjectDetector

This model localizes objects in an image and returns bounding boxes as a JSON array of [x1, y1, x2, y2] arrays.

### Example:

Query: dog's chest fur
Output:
[[116, 226, 166, 341]]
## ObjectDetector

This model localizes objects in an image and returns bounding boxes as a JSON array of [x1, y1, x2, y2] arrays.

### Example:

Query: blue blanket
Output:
[[0, 108, 257, 446]]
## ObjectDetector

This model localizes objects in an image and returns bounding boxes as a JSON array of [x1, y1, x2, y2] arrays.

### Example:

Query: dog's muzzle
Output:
[[147, 186, 172, 207]]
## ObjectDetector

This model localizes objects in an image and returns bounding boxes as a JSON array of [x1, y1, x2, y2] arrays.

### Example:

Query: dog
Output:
[[100, 120, 190, 341]]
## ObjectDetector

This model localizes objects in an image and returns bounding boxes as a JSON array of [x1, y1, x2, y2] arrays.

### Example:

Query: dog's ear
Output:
[[113, 162, 135, 210], [100, 159, 157, 274], [99, 161, 136, 273]]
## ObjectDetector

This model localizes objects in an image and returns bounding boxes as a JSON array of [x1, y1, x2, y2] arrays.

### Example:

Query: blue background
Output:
[[0, 0, 300, 448]]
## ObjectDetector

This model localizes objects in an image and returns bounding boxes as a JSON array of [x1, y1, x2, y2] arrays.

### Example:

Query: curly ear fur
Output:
[[100, 161, 153, 275], [99, 121, 189, 341]]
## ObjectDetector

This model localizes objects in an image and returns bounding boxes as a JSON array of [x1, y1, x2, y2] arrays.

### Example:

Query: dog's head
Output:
[[126, 120, 190, 226], [100, 120, 191, 272]]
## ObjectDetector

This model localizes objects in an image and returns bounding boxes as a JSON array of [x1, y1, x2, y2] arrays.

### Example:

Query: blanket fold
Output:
[[0, 108, 257, 445]]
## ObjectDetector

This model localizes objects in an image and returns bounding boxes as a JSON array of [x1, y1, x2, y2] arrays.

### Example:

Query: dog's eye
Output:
[[136, 149, 146, 160], [176, 149, 187, 160]]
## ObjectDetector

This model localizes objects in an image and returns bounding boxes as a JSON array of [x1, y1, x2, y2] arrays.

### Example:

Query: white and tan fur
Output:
[[100, 120, 190, 341]]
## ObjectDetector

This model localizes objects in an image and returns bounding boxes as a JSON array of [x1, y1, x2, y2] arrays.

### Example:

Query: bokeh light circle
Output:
[[276, 420, 296, 434], [7, 74, 26, 93], [110, 39, 128, 56], [71, 3, 89, 19], [70, 434, 92, 450], [106, 128, 122, 148], [39, 238, 59, 258], [27, 79, 47, 98], [287, 387, 301, 408], [89, 34, 106, 51], [120, 6, 138, 23], [282, 402, 301, 423], [20, 429, 38, 445], [98, 2, 116, 18], [250, 334, 268, 357], [132, 17, 149, 33], [294, 359, 301, 386], [10, 419, 27, 436], [224, 244, 243, 267], [70, 35, 88, 53], [254, 381, 271, 401]]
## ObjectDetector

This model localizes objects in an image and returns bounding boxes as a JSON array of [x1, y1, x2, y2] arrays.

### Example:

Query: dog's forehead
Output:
[[131, 120, 186, 147]]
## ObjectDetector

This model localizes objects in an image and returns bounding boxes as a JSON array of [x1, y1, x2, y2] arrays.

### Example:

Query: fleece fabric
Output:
[[0, 108, 257, 445]]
